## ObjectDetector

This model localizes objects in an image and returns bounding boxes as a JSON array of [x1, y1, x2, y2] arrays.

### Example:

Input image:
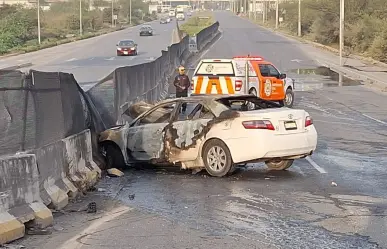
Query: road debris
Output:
[[87, 202, 97, 213], [26, 228, 52, 235], [129, 194, 135, 200], [107, 168, 124, 177], [331, 181, 338, 187]]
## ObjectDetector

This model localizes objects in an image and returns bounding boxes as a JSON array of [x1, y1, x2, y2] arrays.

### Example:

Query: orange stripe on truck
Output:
[[194, 76, 203, 94], [225, 77, 235, 94]]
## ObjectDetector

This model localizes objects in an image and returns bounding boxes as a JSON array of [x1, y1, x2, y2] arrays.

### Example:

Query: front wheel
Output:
[[202, 139, 234, 177], [265, 159, 294, 171], [103, 144, 126, 169]]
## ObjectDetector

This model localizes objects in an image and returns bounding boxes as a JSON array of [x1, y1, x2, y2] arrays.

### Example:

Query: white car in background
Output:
[[99, 95, 318, 177]]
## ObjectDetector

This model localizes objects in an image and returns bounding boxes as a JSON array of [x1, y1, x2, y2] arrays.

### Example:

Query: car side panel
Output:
[[167, 119, 212, 162], [127, 123, 168, 161]]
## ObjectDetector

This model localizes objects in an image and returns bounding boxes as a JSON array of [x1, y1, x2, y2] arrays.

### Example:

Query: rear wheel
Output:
[[265, 159, 294, 171], [249, 88, 257, 96], [280, 88, 294, 108], [202, 139, 234, 177]]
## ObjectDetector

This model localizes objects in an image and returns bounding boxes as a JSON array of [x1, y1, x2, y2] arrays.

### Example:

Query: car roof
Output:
[[158, 94, 255, 104], [118, 39, 134, 43]]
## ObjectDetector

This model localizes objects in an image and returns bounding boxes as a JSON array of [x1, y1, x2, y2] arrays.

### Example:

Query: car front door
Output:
[[127, 102, 177, 161]]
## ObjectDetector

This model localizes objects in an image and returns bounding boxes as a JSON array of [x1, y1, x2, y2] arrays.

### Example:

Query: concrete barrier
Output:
[[63, 129, 101, 192], [35, 140, 78, 210], [0, 154, 53, 245]]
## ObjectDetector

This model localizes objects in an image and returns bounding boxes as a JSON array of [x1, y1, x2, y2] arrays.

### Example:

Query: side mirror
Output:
[[279, 73, 286, 79], [116, 44, 118, 46]]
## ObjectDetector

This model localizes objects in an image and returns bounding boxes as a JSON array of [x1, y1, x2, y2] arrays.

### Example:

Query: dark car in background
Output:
[[160, 18, 167, 24], [139, 25, 153, 36], [116, 39, 138, 56]]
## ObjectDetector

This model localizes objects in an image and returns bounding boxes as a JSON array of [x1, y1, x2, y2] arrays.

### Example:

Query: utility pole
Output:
[[111, 0, 114, 27], [129, 0, 132, 25], [253, 0, 256, 20], [298, 0, 301, 36], [79, 0, 83, 36], [275, 0, 279, 29], [262, 1, 265, 23], [244, 0, 247, 13], [37, 0, 41, 44], [339, 0, 344, 66]]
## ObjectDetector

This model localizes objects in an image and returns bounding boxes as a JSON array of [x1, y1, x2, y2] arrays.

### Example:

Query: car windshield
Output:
[[216, 96, 281, 111], [118, 40, 134, 46], [141, 26, 151, 30]]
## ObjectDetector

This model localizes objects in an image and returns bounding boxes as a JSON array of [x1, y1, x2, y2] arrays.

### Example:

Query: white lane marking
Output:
[[292, 166, 305, 176], [89, 57, 95, 60], [306, 156, 327, 174], [66, 58, 77, 62], [362, 114, 387, 125], [58, 206, 132, 249], [106, 57, 115, 61]]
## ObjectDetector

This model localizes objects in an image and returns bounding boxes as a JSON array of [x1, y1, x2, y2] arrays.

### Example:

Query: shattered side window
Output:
[[176, 101, 215, 121], [137, 102, 176, 125]]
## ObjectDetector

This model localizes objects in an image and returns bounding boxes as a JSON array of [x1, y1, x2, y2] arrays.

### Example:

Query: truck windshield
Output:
[[194, 62, 235, 76]]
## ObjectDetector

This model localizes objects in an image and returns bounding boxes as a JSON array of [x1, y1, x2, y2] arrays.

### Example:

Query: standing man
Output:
[[173, 66, 191, 113]]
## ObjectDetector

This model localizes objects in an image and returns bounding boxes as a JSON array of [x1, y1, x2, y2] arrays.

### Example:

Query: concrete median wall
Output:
[[0, 154, 53, 245], [0, 129, 100, 244]]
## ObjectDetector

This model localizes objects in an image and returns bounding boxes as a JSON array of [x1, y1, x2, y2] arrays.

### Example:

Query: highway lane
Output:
[[95, 11, 387, 249], [0, 19, 177, 84]]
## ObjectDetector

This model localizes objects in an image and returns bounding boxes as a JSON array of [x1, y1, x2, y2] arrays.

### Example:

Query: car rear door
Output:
[[165, 100, 216, 162]]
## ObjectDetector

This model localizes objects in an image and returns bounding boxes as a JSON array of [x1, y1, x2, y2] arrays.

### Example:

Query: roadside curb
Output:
[[0, 63, 33, 71]]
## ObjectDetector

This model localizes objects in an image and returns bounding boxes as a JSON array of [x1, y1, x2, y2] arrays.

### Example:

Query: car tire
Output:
[[265, 159, 294, 171], [202, 139, 234, 177], [104, 144, 126, 169], [280, 88, 294, 108]]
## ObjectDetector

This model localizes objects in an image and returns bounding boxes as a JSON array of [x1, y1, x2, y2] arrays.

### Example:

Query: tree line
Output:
[[264, 0, 387, 62], [0, 0, 156, 54]]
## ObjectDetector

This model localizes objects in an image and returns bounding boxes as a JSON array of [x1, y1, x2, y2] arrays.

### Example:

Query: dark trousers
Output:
[[176, 90, 188, 112]]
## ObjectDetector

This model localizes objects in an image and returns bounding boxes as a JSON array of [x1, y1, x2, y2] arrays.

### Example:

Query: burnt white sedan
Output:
[[99, 95, 317, 177]]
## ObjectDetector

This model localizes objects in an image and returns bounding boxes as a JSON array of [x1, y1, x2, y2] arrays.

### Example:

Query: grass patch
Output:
[[180, 11, 215, 36]]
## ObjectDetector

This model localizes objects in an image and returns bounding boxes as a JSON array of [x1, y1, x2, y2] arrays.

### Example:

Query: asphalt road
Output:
[[0, 19, 178, 84], [14, 11, 387, 249], [96, 11, 387, 249]]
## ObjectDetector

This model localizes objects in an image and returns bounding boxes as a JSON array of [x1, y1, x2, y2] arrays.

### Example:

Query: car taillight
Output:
[[305, 116, 313, 127], [242, 120, 275, 130], [235, 80, 242, 91]]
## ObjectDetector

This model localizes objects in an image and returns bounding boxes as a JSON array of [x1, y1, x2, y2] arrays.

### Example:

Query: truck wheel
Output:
[[265, 159, 294, 170], [281, 88, 294, 108], [202, 139, 234, 177]]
